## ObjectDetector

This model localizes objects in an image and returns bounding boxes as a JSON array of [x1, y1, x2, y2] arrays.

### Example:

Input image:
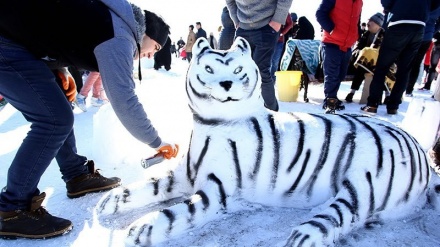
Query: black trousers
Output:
[[406, 40, 432, 94], [367, 24, 423, 109]]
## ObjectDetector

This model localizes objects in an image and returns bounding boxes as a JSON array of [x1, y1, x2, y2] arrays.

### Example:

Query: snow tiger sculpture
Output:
[[96, 37, 432, 246]]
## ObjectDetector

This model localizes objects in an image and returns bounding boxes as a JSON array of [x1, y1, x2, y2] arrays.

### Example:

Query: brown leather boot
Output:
[[0, 192, 72, 239], [66, 160, 121, 199]]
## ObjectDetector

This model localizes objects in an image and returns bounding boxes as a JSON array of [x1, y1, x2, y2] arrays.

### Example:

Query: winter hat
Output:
[[369, 12, 384, 27], [144, 10, 170, 48], [291, 12, 298, 22]]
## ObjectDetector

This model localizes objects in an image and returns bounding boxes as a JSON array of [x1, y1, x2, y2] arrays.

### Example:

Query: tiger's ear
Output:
[[193, 37, 211, 57], [231, 36, 251, 57]]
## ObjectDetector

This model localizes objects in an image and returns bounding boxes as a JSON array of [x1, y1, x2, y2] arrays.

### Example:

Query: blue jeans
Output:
[[236, 25, 279, 111], [367, 24, 423, 109], [322, 43, 352, 99], [271, 41, 285, 82], [0, 35, 88, 211]]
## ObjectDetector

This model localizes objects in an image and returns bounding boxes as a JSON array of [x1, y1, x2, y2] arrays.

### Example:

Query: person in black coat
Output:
[[154, 36, 172, 71], [295, 16, 315, 40]]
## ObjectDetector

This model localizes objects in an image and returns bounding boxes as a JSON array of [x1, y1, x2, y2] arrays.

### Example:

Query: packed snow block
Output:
[[402, 98, 440, 150], [359, 73, 372, 104], [93, 104, 145, 167], [434, 76, 440, 102]]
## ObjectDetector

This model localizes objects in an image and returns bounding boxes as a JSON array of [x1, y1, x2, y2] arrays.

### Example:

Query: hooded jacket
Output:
[[0, 0, 162, 148]]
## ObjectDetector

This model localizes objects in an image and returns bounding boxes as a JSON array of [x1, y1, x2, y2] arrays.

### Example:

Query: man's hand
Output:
[[155, 142, 179, 159], [269, 20, 281, 32], [57, 67, 77, 102]]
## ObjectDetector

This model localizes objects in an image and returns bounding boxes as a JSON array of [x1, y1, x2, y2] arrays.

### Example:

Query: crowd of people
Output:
[[0, 0, 440, 242]]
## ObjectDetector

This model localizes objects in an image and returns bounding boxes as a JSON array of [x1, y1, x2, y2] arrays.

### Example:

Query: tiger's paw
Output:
[[95, 186, 131, 216], [284, 223, 331, 247], [124, 212, 168, 247]]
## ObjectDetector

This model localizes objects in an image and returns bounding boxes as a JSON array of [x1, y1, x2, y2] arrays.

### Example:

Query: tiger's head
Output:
[[186, 37, 265, 121]]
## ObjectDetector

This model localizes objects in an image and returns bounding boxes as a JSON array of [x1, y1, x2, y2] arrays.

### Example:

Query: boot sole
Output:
[[67, 182, 121, 199], [0, 224, 72, 239]]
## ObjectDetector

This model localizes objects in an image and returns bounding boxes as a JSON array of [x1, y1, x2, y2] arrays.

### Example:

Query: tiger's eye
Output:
[[205, 65, 213, 74], [234, 66, 243, 74]]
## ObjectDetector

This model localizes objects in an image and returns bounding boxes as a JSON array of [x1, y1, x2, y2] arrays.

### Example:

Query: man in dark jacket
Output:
[[196, 22, 207, 39], [0, 0, 178, 239], [361, 0, 440, 114], [316, 0, 363, 114]]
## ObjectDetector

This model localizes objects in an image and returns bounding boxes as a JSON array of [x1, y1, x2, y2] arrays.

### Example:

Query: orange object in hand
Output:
[[57, 68, 77, 102], [157, 144, 179, 159]]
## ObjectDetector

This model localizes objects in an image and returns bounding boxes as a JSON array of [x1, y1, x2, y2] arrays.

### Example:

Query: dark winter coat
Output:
[[424, 7, 440, 41], [196, 28, 207, 39], [295, 16, 315, 40], [0, 0, 114, 71], [154, 37, 172, 71], [382, 0, 440, 29]]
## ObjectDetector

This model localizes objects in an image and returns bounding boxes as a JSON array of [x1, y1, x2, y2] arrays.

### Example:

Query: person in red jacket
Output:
[[316, 0, 363, 114]]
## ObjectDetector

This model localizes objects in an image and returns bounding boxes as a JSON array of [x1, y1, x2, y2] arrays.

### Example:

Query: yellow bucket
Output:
[[276, 71, 302, 102]]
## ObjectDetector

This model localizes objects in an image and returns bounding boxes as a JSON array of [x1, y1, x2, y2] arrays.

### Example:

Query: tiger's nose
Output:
[[219, 80, 233, 91]]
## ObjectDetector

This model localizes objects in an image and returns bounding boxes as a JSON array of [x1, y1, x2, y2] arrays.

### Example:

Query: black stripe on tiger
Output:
[[284, 149, 311, 195], [342, 179, 360, 222], [183, 198, 196, 223], [335, 198, 355, 223], [350, 116, 384, 175], [377, 149, 396, 211], [366, 172, 375, 217], [329, 203, 344, 226], [187, 137, 210, 186], [229, 140, 243, 189], [383, 126, 418, 201], [249, 117, 263, 180], [186, 78, 210, 109], [215, 57, 233, 65], [284, 230, 303, 246], [389, 126, 427, 185], [207, 173, 228, 209], [314, 214, 340, 227], [131, 224, 152, 246], [300, 220, 328, 237], [268, 114, 281, 189], [195, 190, 210, 210], [286, 113, 305, 173], [193, 113, 225, 126], [161, 209, 175, 235]]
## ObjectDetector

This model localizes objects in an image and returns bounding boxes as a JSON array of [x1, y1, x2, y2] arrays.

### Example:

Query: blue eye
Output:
[[205, 65, 213, 74], [234, 66, 243, 74]]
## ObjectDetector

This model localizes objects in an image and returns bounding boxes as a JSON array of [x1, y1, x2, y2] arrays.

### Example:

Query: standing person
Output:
[[218, 6, 236, 50], [170, 41, 178, 58], [406, 9, 440, 96], [208, 32, 218, 49], [186, 25, 196, 63], [316, 0, 363, 114], [345, 12, 384, 102], [154, 36, 172, 71], [177, 37, 185, 50], [226, 0, 294, 112], [429, 136, 440, 176], [0, 0, 178, 239], [195, 22, 207, 39], [76, 71, 108, 112], [423, 31, 440, 91], [295, 16, 316, 40], [271, 14, 293, 82], [361, 0, 440, 115]]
